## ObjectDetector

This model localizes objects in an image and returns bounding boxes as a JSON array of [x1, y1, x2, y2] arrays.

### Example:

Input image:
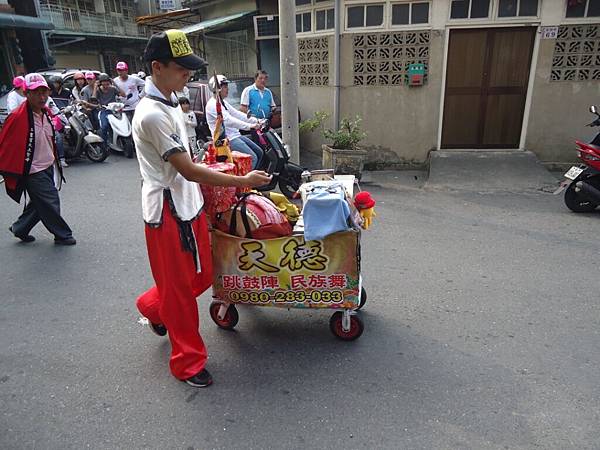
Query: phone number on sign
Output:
[[226, 290, 344, 304]]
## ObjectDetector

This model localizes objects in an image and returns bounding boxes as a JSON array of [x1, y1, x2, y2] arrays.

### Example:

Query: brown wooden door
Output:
[[441, 27, 536, 149]]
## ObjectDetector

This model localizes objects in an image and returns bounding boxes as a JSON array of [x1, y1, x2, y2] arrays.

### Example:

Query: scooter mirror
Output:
[[590, 105, 598, 115]]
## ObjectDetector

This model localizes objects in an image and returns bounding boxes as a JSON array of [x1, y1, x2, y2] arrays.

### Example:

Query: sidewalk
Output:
[[426, 150, 559, 193]]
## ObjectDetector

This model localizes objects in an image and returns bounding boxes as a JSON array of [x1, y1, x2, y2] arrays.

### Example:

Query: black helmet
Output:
[[50, 75, 62, 85], [98, 73, 111, 82]]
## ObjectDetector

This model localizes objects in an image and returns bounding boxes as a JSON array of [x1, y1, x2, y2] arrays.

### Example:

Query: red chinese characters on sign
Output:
[[260, 275, 280, 290], [291, 275, 308, 289], [327, 274, 347, 288], [288, 274, 347, 289], [223, 275, 242, 289], [308, 274, 327, 288], [242, 276, 260, 289]]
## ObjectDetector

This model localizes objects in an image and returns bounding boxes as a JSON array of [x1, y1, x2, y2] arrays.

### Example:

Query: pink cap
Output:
[[85, 71, 96, 80], [116, 61, 128, 71], [24, 73, 50, 91], [13, 76, 25, 89]]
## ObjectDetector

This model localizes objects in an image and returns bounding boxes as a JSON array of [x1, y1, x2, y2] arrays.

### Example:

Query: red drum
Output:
[[199, 162, 237, 224], [231, 151, 253, 195]]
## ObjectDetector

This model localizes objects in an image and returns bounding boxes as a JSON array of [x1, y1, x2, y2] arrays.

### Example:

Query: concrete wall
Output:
[[53, 52, 102, 71], [298, 32, 444, 167], [292, 0, 600, 166], [525, 38, 600, 164]]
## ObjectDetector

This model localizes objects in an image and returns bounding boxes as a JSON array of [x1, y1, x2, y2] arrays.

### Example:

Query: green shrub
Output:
[[299, 111, 367, 150]]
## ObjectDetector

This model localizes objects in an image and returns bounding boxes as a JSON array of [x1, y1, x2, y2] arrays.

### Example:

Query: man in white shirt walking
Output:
[[133, 30, 270, 388]]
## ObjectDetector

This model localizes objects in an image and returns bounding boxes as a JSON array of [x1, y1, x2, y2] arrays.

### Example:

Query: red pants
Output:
[[136, 205, 213, 380]]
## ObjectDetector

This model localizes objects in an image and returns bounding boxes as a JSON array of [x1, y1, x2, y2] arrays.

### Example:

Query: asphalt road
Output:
[[1, 156, 599, 449]]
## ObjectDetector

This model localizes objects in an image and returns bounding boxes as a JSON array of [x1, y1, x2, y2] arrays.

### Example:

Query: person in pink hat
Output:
[[6, 76, 27, 114], [79, 71, 101, 130], [113, 61, 145, 121], [0, 73, 76, 245]]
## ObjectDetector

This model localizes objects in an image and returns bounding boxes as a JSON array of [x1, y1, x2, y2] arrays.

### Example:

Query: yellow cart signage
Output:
[[211, 230, 360, 309]]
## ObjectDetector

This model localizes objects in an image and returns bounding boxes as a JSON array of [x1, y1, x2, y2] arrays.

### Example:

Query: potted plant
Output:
[[300, 111, 368, 179]]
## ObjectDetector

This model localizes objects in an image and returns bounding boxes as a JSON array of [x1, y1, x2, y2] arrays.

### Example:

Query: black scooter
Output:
[[250, 121, 304, 198]]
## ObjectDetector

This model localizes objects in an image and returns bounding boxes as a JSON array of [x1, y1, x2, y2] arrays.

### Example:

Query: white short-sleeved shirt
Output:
[[132, 77, 203, 225], [240, 84, 276, 108], [7, 90, 26, 114], [113, 75, 145, 111]]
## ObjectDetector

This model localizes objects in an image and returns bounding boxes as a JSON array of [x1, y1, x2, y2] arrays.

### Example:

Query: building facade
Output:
[[38, 0, 151, 73], [252, 0, 598, 167], [0, 0, 54, 94]]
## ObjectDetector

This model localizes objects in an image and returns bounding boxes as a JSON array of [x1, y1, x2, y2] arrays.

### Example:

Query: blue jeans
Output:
[[99, 109, 110, 146], [229, 135, 263, 169], [55, 132, 65, 159]]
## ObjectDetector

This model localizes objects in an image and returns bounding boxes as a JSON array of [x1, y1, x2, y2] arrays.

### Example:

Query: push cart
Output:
[[208, 229, 367, 340]]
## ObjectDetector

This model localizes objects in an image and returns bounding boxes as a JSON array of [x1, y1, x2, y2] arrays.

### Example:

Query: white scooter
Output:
[[102, 102, 135, 158]]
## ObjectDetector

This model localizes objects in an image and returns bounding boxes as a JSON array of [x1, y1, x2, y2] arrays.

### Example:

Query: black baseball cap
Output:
[[143, 29, 207, 70]]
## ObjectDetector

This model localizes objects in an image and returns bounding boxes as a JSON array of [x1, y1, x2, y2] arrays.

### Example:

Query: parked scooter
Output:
[[60, 104, 108, 163], [251, 120, 304, 198], [555, 105, 600, 212], [102, 102, 135, 158]]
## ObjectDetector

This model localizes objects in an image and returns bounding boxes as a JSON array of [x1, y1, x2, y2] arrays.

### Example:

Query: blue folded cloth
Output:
[[302, 184, 351, 241]]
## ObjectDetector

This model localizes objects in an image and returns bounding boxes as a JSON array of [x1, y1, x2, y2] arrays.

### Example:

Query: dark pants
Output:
[[230, 135, 264, 169], [99, 109, 110, 146], [11, 166, 73, 240]]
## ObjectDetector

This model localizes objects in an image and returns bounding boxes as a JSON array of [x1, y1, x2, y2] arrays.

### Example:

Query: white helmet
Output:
[[137, 71, 146, 79], [208, 74, 229, 91]]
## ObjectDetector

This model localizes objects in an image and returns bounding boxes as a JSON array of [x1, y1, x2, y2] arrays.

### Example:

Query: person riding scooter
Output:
[[50, 76, 71, 101], [91, 74, 125, 149], [113, 61, 145, 122], [205, 74, 263, 169]]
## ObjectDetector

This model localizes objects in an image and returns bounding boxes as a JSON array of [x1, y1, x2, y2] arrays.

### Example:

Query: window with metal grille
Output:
[[254, 15, 279, 39], [223, 31, 249, 78]]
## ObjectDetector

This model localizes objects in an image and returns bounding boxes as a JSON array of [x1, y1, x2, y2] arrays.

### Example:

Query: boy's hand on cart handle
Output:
[[243, 170, 271, 187]]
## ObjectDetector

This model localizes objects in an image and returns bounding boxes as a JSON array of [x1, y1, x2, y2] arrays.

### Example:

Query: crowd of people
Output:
[[0, 28, 283, 389], [4, 63, 277, 168]]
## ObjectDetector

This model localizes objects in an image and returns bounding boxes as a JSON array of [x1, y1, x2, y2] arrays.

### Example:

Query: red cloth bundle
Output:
[[199, 161, 237, 224]]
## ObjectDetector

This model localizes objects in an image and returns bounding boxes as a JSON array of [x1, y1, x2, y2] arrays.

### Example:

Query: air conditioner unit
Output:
[[254, 15, 279, 40]]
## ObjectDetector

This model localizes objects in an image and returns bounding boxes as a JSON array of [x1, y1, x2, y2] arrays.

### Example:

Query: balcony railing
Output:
[[39, 4, 149, 38]]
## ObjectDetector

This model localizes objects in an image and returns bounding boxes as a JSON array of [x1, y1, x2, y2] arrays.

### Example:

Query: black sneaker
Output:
[[9, 226, 35, 243], [54, 237, 76, 246], [149, 322, 167, 337], [183, 369, 213, 388]]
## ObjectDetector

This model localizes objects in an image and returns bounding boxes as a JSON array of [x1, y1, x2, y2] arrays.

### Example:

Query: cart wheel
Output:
[[209, 302, 239, 330], [356, 287, 367, 310], [329, 311, 364, 341]]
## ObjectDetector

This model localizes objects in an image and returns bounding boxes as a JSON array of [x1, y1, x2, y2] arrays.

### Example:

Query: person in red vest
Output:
[[0, 73, 76, 245]]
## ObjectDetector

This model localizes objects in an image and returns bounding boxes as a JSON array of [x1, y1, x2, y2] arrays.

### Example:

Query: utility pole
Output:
[[278, 0, 300, 164]]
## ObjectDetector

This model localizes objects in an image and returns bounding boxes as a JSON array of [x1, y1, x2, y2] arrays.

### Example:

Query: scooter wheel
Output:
[[124, 138, 135, 159], [329, 312, 363, 341], [86, 143, 109, 163], [564, 183, 597, 212], [209, 302, 239, 330]]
